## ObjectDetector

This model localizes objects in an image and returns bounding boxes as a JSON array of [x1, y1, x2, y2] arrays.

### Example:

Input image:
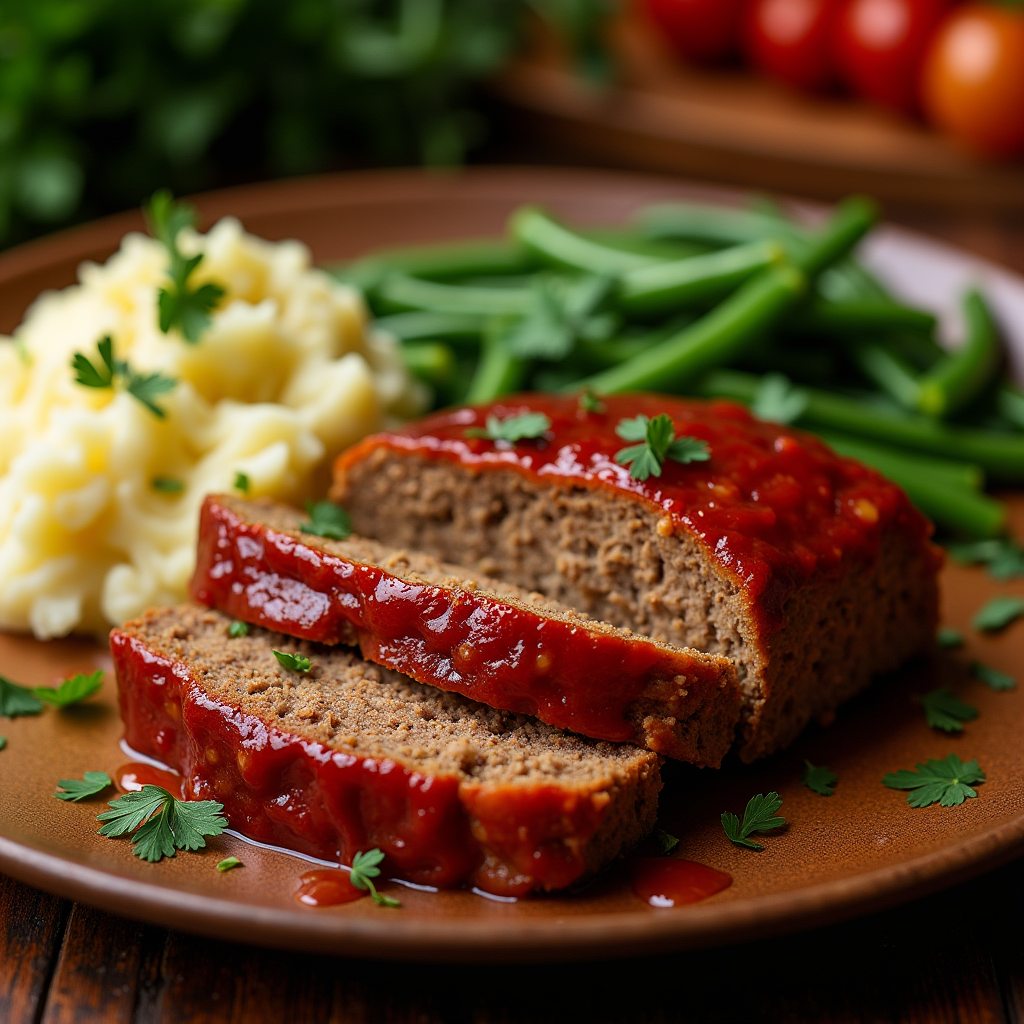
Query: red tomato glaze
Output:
[[111, 629, 615, 897], [295, 869, 366, 906], [630, 858, 733, 907], [190, 496, 732, 754], [336, 394, 931, 639], [116, 762, 185, 797]]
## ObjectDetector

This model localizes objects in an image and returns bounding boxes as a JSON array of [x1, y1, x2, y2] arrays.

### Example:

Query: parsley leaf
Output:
[[937, 627, 964, 649], [0, 675, 44, 718], [54, 771, 113, 802], [233, 471, 250, 494], [300, 500, 351, 541], [721, 792, 785, 850], [465, 411, 552, 443], [0, 737, 6, 751], [151, 477, 184, 494], [273, 650, 311, 673], [883, 754, 985, 808], [71, 335, 177, 418], [614, 413, 710, 481], [228, 620, 249, 638], [35, 670, 103, 707], [801, 760, 837, 796], [217, 856, 242, 872], [946, 538, 1024, 581], [147, 190, 225, 344], [972, 595, 1024, 633], [752, 373, 809, 425], [578, 388, 606, 414], [971, 661, 1015, 691], [917, 688, 978, 732], [653, 827, 680, 855], [349, 848, 401, 907], [97, 784, 226, 862]]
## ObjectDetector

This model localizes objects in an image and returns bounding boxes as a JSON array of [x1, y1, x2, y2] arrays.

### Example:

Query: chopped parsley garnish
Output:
[[233, 471, 250, 494], [946, 538, 1024, 581], [228, 620, 249, 638], [349, 848, 401, 907], [653, 827, 681, 855], [71, 335, 177, 419], [971, 661, 1015, 691], [465, 411, 552, 443], [882, 754, 985, 808], [300, 500, 351, 541], [273, 650, 311, 673], [146, 190, 225, 344], [151, 477, 184, 494], [917, 688, 978, 733], [35, 670, 104, 707], [937, 627, 964, 649], [217, 856, 242, 872], [972, 595, 1024, 633], [54, 771, 113, 802], [97, 784, 227, 862], [578, 388, 606, 414], [614, 413, 710, 482], [801, 760, 837, 796], [0, 737, 6, 751], [751, 373, 809, 425], [721, 792, 785, 850], [0, 675, 44, 718]]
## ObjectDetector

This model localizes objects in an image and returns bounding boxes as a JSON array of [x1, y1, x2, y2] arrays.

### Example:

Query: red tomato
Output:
[[640, 0, 749, 63], [921, 3, 1024, 157], [744, 0, 841, 91], [834, 0, 950, 115]]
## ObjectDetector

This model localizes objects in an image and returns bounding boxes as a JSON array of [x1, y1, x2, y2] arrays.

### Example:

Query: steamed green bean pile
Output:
[[334, 198, 1024, 539]]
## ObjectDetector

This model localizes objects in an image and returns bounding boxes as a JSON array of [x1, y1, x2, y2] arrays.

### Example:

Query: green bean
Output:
[[571, 264, 806, 394], [617, 240, 784, 316], [847, 343, 923, 410], [334, 238, 536, 291], [401, 342, 457, 388], [465, 325, 528, 404], [582, 228, 708, 261], [373, 311, 485, 344], [997, 381, 1024, 429], [375, 273, 535, 316], [791, 298, 937, 337], [791, 196, 878, 277], [636, 202, 806, 247], [814, 430, 984, 492], [917, 290, 1001, 418], [510, 206, 659, 275], [699, 368, 1024, 481]]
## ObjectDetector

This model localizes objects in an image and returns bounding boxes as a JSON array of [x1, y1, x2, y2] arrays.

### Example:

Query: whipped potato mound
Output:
[[0, 217, 425, 638]]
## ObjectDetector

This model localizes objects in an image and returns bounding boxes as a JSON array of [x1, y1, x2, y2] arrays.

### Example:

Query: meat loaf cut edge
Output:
[[111, 605, 662, 897], [190, 493, 741, 765], [332, 448, 939, 763]]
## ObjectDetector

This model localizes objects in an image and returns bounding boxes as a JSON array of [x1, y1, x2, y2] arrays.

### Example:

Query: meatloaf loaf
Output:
[[112, 605, 662, 897], [190, 493, 740, 764], [331, 393, 941, 762]]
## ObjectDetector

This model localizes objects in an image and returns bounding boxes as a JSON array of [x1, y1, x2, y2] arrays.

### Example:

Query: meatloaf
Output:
[[111, 605, 661, 897], [331, 393, 941, 762], [190, 493, 740, 765]]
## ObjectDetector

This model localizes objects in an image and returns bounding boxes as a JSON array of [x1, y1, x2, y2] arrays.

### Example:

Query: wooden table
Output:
[[2, 200, 1024, 1024]]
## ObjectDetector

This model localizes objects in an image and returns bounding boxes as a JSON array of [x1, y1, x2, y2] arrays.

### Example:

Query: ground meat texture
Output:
[[111, 605, 662, 897], [331, 395, 940, 762], [190, 494, 740, 764]]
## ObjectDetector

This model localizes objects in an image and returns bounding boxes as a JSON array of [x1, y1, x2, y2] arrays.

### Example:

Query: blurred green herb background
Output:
[[0, 0, 610, 247]]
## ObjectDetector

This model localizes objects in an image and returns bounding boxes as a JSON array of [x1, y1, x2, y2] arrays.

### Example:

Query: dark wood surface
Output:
[[3, 197, 1024, 1023]]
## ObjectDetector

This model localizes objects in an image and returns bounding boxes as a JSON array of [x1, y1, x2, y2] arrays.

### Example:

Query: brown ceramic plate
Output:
[[2, 168, 1024, 962]]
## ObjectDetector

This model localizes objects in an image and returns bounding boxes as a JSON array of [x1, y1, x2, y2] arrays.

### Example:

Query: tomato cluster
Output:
[[640, 0, 1024, 158]]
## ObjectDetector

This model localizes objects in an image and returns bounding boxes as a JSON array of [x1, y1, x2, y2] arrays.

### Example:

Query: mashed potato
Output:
[[0, 217, 424, 639]]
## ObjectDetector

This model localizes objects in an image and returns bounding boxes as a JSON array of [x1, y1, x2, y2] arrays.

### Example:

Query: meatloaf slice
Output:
[[112, 605, 661, 897], [331, 393, 941, 762], [190, 494, 739, 765]]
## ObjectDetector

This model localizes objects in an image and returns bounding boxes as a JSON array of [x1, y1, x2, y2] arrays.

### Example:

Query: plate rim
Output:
[[3, 165, 1024, 960]]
